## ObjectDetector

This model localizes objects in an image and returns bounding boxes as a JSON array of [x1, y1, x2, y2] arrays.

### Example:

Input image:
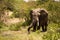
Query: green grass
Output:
[[0, 22, 60, 40], [42, 22, 60, 40]]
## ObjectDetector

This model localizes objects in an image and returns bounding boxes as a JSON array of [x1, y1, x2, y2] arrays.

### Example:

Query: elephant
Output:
[[28, 8, 48, 33], [37, 9, 48, 32]]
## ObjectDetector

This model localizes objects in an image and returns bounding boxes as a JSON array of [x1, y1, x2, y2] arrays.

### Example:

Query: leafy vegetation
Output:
[[0, 0, 60, 40]]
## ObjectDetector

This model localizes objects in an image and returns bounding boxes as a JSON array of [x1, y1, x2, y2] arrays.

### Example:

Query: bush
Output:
[[9, 22, 23, 31], [0, 21, 8, 32]]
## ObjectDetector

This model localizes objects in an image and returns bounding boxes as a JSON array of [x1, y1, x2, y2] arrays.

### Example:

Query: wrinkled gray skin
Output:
[[37, 10, 48, 32], [28, 10, 40, 33], [28, 9, 48, 33]]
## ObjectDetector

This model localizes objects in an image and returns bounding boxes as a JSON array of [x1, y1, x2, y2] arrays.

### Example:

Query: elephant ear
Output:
[[30, 10, 33, 16], [30, 10, 33, 13], [29, 10, 33, 20], [39, 9, 48, 18], [40, 8, 48, 14]]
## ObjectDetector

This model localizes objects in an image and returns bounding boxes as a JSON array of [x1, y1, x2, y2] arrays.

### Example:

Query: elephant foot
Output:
[[41, 30, 47, 32], [45, 29, 47, 31]]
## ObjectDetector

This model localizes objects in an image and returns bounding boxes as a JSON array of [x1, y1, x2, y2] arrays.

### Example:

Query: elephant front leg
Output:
[[37, 22, 40, 30], [33, 23, 37, 32]]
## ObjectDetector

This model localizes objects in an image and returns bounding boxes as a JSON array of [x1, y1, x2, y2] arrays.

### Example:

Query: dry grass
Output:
[[0, 27, 44, 40], [0, 23, 60, 40]]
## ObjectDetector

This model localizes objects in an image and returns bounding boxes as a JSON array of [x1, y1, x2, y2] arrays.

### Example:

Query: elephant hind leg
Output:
[[45, 22, 48, 31], [42, 25, 45, 32], [41, 22, 48, 32]]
